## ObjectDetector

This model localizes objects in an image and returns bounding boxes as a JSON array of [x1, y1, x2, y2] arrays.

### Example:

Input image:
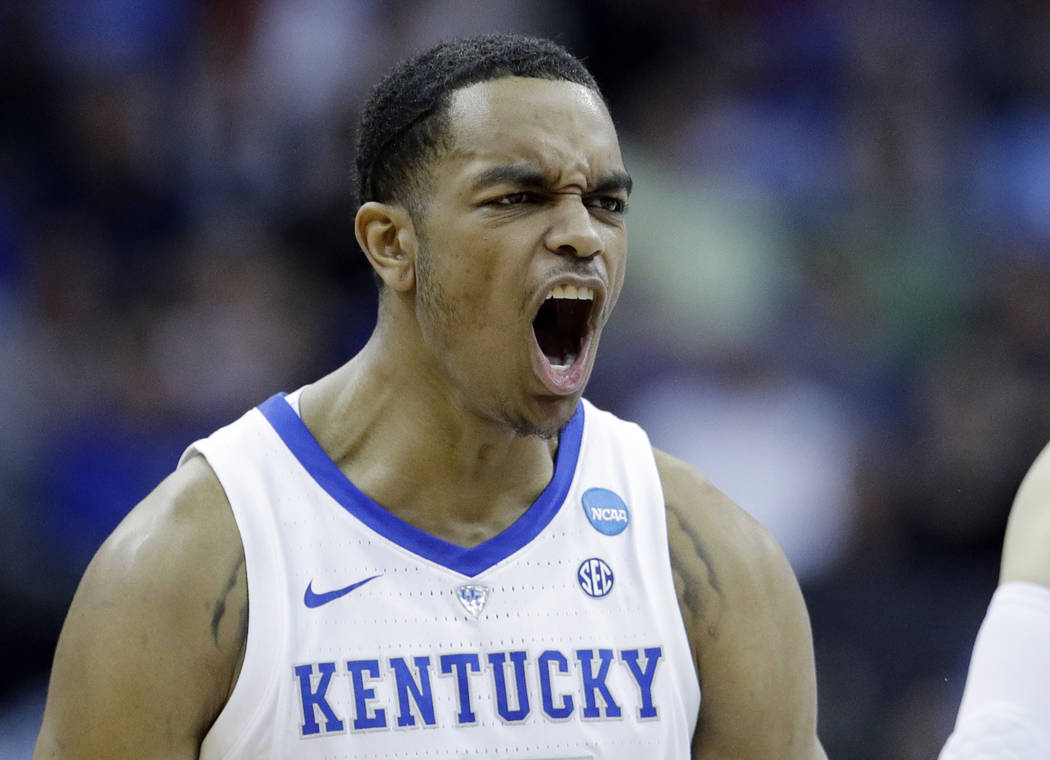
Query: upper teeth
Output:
[[546, 284, 594, 300]]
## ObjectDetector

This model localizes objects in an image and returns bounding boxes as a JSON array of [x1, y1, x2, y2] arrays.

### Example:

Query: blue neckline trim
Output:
[[256, 394, 584, 578]]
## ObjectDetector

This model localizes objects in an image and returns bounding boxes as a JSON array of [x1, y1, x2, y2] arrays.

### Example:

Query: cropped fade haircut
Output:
[[354, 34, 605, 217]]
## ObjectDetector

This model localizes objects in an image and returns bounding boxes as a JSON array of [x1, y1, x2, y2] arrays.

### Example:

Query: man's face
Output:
[[411, 76, 630, 437]]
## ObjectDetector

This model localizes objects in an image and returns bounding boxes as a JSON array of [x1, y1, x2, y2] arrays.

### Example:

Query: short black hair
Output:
[[354, 34, 604, 213]]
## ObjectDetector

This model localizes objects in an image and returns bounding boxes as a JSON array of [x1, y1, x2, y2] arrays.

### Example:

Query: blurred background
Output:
[[3, 0, 1050, 757]]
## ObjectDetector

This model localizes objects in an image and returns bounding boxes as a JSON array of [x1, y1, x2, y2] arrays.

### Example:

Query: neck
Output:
[[301, 333, 562, 546]]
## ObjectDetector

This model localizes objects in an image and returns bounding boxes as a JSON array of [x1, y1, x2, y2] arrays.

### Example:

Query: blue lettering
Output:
[[576, 649, 622, 719], [390, 656, 436, 728], [346, 659, 386, 730], [538, 650, 574, 720], [294, 662, 345, 735], [487, 651, 530, 722], [439, 653, 481, 724], [621, 647, 662, 719]]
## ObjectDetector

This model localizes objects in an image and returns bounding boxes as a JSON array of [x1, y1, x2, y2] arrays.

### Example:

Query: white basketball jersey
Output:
[[187, 390, 700, 759]]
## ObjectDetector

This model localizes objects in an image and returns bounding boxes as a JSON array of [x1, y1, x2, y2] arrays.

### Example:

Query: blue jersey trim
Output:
[[256, 394, 584, 577]]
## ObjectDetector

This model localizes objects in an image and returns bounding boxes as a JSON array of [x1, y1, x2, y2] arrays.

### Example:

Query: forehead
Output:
[[442, 77, 624, 185]]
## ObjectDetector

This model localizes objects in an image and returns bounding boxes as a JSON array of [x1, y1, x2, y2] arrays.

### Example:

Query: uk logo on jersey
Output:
[[581, 488, 630, 535], [456, 584, 491, 618], [577, 557, 614, 598]]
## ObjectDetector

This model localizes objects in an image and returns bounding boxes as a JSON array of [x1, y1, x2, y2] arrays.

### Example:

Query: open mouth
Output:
[[532, 284, 595, 371]]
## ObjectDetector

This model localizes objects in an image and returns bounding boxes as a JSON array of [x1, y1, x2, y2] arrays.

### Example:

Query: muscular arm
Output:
[[657, 449, 826, 760], [33, 455, 247, 760]]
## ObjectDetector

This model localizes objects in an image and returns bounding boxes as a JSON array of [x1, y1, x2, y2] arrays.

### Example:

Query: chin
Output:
[[508, 418, 561, 440], [503, 394, 580, 440]]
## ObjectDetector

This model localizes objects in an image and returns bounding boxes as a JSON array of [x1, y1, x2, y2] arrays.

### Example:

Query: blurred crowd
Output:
[[3, 1, 1050, 757]]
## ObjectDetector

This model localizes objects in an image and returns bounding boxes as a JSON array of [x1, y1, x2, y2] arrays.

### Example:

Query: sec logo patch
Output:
[[577, 557, 614, 598], [581, 488, 630, 536]]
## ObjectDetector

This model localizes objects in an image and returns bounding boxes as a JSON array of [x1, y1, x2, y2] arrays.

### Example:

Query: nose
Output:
[[545, 196, 603, 259]]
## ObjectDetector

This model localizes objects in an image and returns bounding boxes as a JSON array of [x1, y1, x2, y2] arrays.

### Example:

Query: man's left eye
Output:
[[496, 192, 532, 205], [589, 197, 627, 213]]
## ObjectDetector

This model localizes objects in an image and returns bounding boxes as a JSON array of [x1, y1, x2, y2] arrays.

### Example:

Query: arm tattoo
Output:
[[211, 553, 245, 645], [666, 499, 723, 632], [669, 500, 721, 593]]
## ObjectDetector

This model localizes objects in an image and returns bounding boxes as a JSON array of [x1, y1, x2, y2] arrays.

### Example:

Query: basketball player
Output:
[[33, 35, 826, 758], [939, 442, 1050, 758]]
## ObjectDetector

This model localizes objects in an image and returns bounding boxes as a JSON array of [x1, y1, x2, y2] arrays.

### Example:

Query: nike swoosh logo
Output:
[[304, 574, 383, 608]]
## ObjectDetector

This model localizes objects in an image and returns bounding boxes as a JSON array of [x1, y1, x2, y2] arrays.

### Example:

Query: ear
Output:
[[355, 201, 418, 292]]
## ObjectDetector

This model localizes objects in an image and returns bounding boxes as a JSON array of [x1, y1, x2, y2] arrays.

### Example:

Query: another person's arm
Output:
[[1000, 443, 1050, 588], [939, 443, 1050, 760], [657, 449, 827, 760], [33, 455, 246, 760]]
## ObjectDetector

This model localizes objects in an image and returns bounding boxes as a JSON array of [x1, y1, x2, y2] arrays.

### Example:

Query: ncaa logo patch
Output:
[[577, 557, 614, 598], [581, 487, 630, 535]]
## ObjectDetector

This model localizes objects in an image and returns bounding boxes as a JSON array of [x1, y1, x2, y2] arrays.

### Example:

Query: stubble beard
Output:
[[416, 241, 563, 443], [497, 397, 561, 441]]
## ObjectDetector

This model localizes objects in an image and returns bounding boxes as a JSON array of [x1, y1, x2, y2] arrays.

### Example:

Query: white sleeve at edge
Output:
[[939, 581, 1050, 760]]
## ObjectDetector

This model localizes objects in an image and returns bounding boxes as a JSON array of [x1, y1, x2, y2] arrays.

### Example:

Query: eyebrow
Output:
[[592, 170, 633, 197], [471, 165, 633, 196]]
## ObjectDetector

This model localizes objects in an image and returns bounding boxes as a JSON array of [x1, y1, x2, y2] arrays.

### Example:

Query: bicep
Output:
[[690, 528, 822, 759], [33, 458, 245, 760], [35, 558, 211, 758], [656, 450, 822, 759]]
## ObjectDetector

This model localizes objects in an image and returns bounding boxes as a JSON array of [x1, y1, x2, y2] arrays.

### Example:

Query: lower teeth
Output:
[[550, 354, 577, 372]]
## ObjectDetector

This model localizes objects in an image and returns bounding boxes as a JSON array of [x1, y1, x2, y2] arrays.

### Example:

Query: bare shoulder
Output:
[[1001, 441, 1050, 587], [34, 454, 246, 759], [654, 448, 825, 760]]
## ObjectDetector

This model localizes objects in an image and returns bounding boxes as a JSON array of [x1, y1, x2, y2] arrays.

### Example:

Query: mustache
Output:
[[543, 261, 604, 279]]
